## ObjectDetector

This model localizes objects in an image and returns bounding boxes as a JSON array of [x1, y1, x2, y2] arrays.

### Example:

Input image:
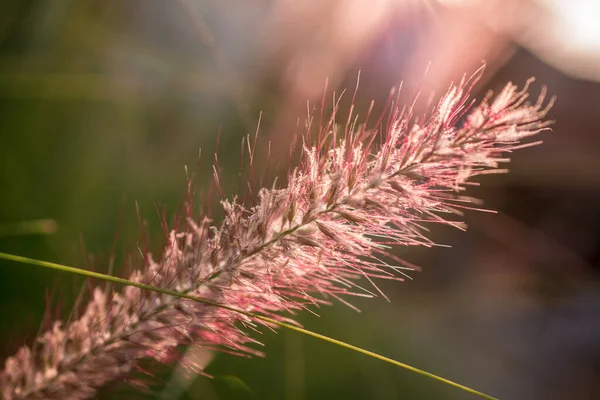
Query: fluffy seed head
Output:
[[0, 72, 554, 400]]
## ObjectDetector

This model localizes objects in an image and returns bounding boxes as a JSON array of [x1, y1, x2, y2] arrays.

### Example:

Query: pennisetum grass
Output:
[[0, 70, 554, 400]]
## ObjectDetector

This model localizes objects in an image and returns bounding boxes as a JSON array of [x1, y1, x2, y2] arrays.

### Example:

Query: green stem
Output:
[[0, 251, 497, 400], [0, 219, 57, 236]]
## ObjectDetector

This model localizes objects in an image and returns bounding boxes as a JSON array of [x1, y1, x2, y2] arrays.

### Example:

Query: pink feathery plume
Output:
[[0, 72, 553, 400]]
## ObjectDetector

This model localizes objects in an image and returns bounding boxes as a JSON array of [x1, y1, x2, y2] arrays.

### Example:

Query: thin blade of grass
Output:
[[0, 251, 497, 400]]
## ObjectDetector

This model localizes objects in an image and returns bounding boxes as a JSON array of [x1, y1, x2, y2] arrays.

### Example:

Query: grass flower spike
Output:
[[0, 72, 553, 400]]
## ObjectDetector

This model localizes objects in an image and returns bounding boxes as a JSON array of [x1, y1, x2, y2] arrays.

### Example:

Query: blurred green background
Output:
[[1, 1, 600, 399]]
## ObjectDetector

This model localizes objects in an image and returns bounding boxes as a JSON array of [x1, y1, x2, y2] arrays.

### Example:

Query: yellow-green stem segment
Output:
[[0, 251, 497, 400]]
